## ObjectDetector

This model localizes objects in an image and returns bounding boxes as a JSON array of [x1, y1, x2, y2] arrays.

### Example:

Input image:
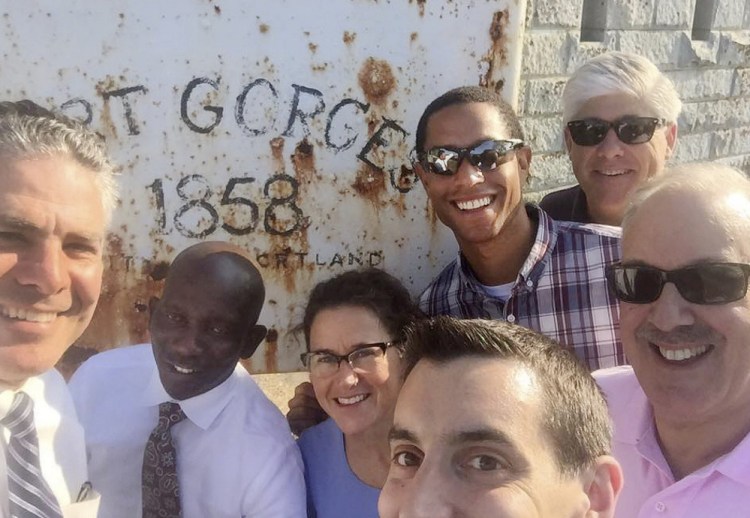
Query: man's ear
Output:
[[581, 455, 623, 517], [414, 161, 430, 188], [239, 324, 267, 359], [516, 145, 532, 185], [564, 127, 573, 154], [665, 123, 678, 159]]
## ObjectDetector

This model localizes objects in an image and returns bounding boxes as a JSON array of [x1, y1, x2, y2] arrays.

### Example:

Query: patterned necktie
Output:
[[1, 391, 63, 518], [142, 402, 186, 518]]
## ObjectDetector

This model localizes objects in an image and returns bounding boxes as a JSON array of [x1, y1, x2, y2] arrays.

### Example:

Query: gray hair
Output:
[[0, 100, 119, 224], [562, 51, 682, 124]]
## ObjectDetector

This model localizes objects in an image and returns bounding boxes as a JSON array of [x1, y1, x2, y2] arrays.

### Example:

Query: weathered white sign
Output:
[[1, 0, 525, 372]]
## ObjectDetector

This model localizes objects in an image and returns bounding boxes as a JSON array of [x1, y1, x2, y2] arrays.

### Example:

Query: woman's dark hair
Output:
[[301, 268, 423, 350]]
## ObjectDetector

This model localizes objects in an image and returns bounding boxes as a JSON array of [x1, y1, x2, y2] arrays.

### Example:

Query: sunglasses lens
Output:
[[467, 141, 504, 171], [674, 264, 749, 304], [568, 120, 608, 146], [608, 265, 664, 304], [616, 118, 658, 144], [425, 148, 459, 175]]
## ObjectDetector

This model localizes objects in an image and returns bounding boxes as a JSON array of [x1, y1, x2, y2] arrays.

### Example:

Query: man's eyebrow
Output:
[[389, 426, 418, 444], [452, 428, 516, 447], [0, 214, 41, 232]]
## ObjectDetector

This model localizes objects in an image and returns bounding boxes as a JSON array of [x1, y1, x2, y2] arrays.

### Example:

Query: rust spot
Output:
[[308, 42, 318, 53], [353, 164, 387, 204], [259, 23, 269, 33], [479, 10, 509, 90], [270, 136, 285, 164], [264, 330, 278, 372], [410, 32, 418, 42], [214, 5, 221, 14], [409, 0, 427, 16], [291, 138, 317, 189], [149, 261, 170, 281], [343, 31, 356, 44], [358, 57, 396, 105], [266, 328, 279, 342]]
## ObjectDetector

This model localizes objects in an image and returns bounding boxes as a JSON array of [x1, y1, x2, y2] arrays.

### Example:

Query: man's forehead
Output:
[[425, 102, 511, 144]]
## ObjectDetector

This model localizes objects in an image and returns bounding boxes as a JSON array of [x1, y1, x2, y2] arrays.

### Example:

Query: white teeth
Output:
[[456, 196, 492, 211], [174, 365, 197, 374], [337, 394, 367, 405], [658, 345, 710, 362], [0, 306, 56, 323], [599, 169, 629, 177]]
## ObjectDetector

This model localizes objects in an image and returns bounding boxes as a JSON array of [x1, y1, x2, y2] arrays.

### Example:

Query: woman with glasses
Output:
[[296, 268, 423, 518]]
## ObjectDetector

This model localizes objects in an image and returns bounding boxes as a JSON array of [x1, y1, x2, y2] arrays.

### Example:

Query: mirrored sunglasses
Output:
[[567, 117, 665, 146], [415, 139, 525, 176], [606, 262, 750, 305]]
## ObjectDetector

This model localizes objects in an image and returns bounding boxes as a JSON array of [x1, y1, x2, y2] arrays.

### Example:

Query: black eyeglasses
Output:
[[567, 117, 665, 146], [414, 139, 525, 176], [300, 341, 401, 378], [606, 262, 750, 305]]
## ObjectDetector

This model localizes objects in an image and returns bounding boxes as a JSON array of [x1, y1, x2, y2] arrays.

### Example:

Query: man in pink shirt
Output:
[[595, 162, 750, 517]]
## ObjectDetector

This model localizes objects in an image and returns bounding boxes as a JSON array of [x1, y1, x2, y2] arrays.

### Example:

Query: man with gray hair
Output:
[[596, 163, 750, 515], [541, 51, 681, 226], [0, 101, 117, 517]]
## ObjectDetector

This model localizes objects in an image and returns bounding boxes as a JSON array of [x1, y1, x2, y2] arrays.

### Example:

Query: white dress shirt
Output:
[[1, 369, 99, 518], [68, 344, 306, 518]]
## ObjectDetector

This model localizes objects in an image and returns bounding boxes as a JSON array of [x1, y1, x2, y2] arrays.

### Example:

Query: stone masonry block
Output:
[[607, 0, 656, 29], [618, 30, 685, 67], [731, 126, 750, 154], [673, 131, 713, 162], [714, 0, 746, 30], [717, 31, 750, 67], [711, 129, 733, 157], [732, 68, 750, 96], [524, 77, 567, 115], [667, 69, 735, 101], [523, 30, 575, 76], [566, 36, 616, 73], [522, 115, 564, 154], [680, 97, 750, 132], [527, 152, 574, 192], [654, 0, 694, 28], [532, 0, 583, 28]]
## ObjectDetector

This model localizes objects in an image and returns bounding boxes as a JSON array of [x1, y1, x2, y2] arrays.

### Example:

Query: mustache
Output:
[[635, 322, 724, 345]]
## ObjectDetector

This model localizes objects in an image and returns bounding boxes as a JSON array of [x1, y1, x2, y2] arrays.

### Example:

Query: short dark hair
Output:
[[302, 268, 423, 349], [403, 317, 612, 476], [414, 86, 525, 153]]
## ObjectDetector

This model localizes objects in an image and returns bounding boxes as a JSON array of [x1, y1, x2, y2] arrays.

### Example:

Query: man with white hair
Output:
[[596, 163, 750, 516], [540, 51, 681, 226]]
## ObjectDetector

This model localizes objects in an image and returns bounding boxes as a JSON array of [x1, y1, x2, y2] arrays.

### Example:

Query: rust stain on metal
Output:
[[358, 57, 396, 105], [264, 328, 279, 372], [259, 23, 269, 33], [409, 0, 427, 16], [410, 32, 418, 42], [214, 5, 221, 14], [96, 76, 120, 139], [270, 136, 285, 165], [343, 31, 356, 44], [308, 42, 318, 54], [291, 138, 317, 189], [353, 164, 387, 205], [479, 10, 509, 91]]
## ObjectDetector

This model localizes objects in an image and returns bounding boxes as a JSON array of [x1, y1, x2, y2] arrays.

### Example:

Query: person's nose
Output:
[[15, 240, 69, 297], [398, 461, 454, 518], [595, 128, 626, 160], [334, 358, 360, 387], [647, 283, 696, 331], [452, 156, 486, 189]]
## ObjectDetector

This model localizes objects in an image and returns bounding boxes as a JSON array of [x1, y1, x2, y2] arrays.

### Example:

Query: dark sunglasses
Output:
[[567, 117, 665, 146], [415, 139, 525, 176], [606, 262, 750, 305]]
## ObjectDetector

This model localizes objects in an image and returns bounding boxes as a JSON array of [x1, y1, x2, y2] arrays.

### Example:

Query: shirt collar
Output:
[[143, 358, 238, 431]]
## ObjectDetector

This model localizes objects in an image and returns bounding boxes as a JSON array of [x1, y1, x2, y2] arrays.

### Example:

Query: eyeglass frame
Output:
[[300, 341, 402, 376], [411, 138, 526, 176], [566, 116, 667, 147], [605, 262, 750, 305]]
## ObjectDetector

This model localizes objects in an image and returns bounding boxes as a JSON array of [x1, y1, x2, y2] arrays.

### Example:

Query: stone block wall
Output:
[[519, 0, 750, 197]]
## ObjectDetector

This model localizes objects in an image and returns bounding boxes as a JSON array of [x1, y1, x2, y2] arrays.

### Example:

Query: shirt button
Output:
[[526, 280, 533, 287], [655, 502, 666, 512], [507, 314, 516, 323]]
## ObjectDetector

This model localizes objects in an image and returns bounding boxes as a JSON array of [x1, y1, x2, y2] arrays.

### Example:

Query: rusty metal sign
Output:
[[1, 0, 526, 373]]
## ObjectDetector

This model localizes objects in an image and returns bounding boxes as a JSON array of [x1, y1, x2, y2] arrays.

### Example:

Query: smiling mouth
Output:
[[455, 196, 493, 211], [172, 364, 199, 375], [652, 343, 713, 363], [336, 394, 369, 406], [0, 306, 57, 323], [596, 169, 632, 177]]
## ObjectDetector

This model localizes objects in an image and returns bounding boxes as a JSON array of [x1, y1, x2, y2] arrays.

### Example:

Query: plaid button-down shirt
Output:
[[419, 205, 624, 370]]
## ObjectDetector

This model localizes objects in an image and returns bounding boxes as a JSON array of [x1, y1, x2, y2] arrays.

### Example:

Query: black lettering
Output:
[[60, 98, 93, 125], [275, 253, 289, 268], [330, 253, 344, 267], [295, 252, 307, 266], [282, 84, 325, 137], [348, 253, 363, 266], [180, 77, 223, 134], [324, 98, 369, 152], [368, 251, 383, 266], [357, 118, 412, 193], [102, 85, 147, 135], [315, 253, 327, 266], [235, 79, 277, 136]]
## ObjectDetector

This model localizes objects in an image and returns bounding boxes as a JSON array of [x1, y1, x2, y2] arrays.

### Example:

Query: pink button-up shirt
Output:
[[594, 366, 750, 517]]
